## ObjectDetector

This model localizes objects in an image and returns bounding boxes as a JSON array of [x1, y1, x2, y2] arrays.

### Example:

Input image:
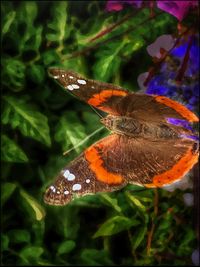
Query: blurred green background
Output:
[[1, 1, 199, 266]]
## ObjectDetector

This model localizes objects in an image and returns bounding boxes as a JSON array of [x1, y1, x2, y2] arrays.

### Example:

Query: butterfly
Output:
[[44, 68, 199, 206]]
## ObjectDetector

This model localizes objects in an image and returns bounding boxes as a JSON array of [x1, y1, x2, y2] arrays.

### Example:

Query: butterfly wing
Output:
[[49, 68, 198, 123], [114, 93, 199, 123], [44, 135, 126, 206], [84, 134, 198, 188], [48, 68, 128, 115], [44, 133, 198, 206]]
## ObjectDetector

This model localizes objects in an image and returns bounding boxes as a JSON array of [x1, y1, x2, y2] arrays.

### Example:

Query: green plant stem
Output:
[[146, 188, 158, 256], [103, 236, 110, 253], [88, 9, 141, 43], [127, 229, 138, 262]]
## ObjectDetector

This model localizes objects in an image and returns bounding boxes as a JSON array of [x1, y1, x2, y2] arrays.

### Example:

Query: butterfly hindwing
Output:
[[84, 134, 198, 187], [44, 133, 198, 205]]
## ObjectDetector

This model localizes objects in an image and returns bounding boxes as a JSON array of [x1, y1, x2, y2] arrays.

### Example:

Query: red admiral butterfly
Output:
[[44, 68, 199, 206]]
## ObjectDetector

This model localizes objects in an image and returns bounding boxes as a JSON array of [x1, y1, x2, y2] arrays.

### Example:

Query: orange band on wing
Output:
[[145, 147, 199, 188], [155, 96, 199, 122], [85, 145, 123, 185], [88, 90, 127, 107]]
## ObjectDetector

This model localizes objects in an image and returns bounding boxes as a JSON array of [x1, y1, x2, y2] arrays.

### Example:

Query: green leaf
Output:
[[132, 225, 147, 249], [29, 25, 43, 52], [177, 229, 196, 256], [100, 193, 122, 213], [46, 2, 69, 44], [57, 240, 76, 255], [75, 16, 113, 46], [81, 249, 113, 266], [19, 246, 44, 264], [1, 135, 28, 163], [82, 111, 102, 133], [93, 216, 139, 238], [42, 50, 60, 66], [123, 37, 144, 57], [93, 40, 125, 81], [1, 234, 9, 251], [1, 10, 16, 35], [54, 206, 80, 240], [27, 64, 45, 84], [2, 95, 51, 146], [18, 2, 38, 25], [55, 112, 86, 153], [2, 58, 26, 91], [20, 189, 46, 221], [1, 182, 17, 206], [32, 221, 45, 245], [8, 229, 31, 244], [37, 260, 57, 266], [62, 57, 86, 74], [126, 192, 146, 212], [17, 2, 40, 53], [126, 187, 154, 202]]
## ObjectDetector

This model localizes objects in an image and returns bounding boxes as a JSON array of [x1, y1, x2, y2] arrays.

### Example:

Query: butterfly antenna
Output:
[[89, 105, 104, 118], [63, 126, 105, 156]]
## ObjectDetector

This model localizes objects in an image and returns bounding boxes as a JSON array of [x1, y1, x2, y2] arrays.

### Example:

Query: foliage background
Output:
[[1, 1, 199, 266]]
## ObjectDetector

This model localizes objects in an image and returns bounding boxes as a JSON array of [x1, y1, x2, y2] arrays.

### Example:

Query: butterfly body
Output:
[[101, 114, 190, 140], [44, 69, 199, 206]]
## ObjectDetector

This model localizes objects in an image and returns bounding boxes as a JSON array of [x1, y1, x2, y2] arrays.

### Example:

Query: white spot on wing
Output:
[[86, 179, 90, 183], [53, 75, 60, 79], [72, 184, 82, 191], [64, 190, 69, 195], [63, 170, 70, 178], [61, 74, 65, 78], [67, 85, 74, 91], [50, 185, 56, 193], [68, 173, 75, 181], [69, 76, 73, 79], [71, 84, 79, 89], [63, 170, 76, 181], [77, 79, 86, 85]]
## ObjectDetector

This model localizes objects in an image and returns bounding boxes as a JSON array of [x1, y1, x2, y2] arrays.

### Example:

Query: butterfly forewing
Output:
[[48, 68, 128, 115]]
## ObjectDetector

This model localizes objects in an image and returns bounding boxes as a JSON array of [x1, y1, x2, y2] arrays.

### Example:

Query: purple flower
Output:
[[183, 193, 194, 206], [146, 35, 175, 59], [106, 0, 143, 12], [192, 249, 200, 266], [157, 1, 198, 21], [106, 0, 198, 21], [137, 72, 150, 91], [138, 35, 199, 112]]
